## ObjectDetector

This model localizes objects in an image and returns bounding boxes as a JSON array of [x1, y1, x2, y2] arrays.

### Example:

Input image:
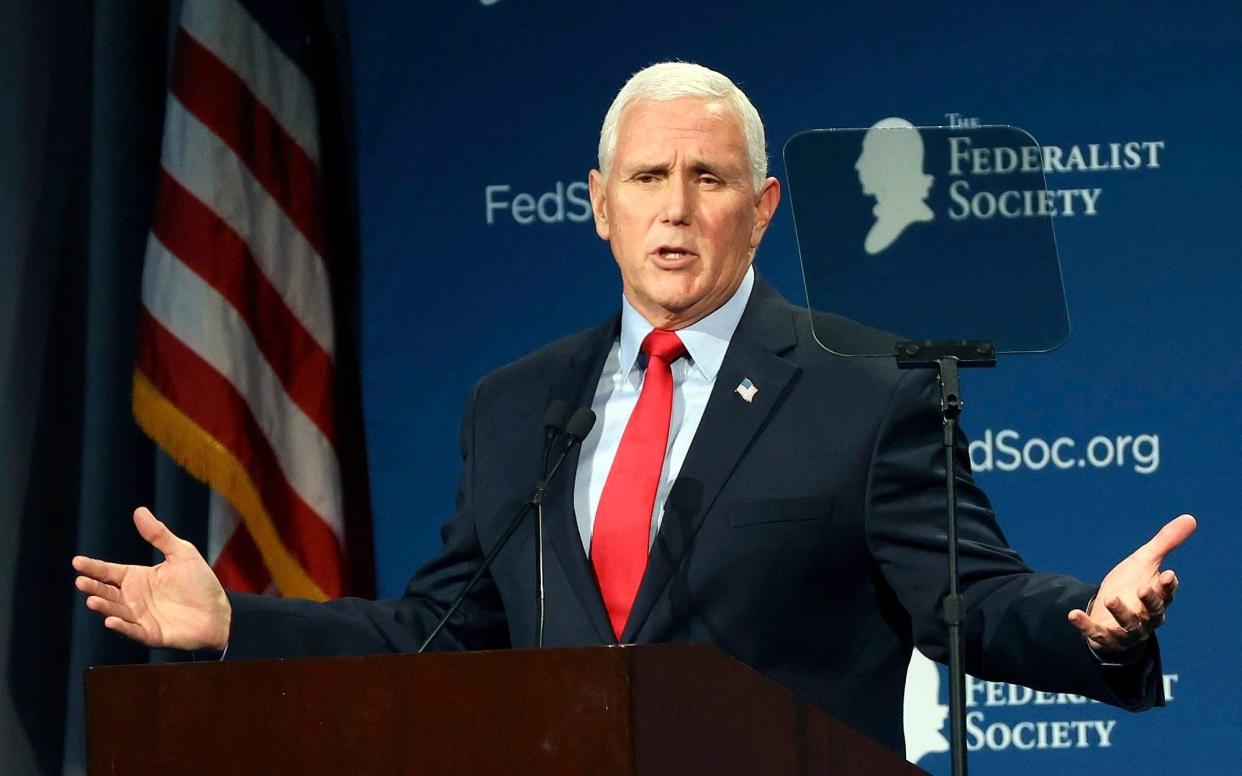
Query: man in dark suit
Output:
[[73, 62, 1192, 755]]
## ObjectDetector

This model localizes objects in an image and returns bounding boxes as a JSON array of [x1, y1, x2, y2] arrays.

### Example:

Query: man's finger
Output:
[[76, 576, 124, 605], [72, 555, 128, 586], [1141, 514, 1197, 564], [1067, 609, 1108, 642], [1067, 608, 1090, 632], [86, 595, 135, 623], [1159, 570, 1179, 603], [1138, 585, 1166, 629], [133, 507, 183, 556], [103, 616, 150, 644], [1077, 608, 1127, 647], [1138, 584, 1165, 617], [1104, 597, 1145, 633]]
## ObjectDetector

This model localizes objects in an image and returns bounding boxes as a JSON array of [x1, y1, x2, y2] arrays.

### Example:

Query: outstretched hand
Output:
[[1068, 514, 1196, 656], [73, 507, 231, 651]]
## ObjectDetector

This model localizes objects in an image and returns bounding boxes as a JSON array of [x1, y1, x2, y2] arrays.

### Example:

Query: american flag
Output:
[[735, 377, 758, 403], [133, 0, 361, 599]]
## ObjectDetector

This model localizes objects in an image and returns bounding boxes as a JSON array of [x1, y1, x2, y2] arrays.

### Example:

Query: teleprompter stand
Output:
[[896, 339, 997, 776], [784, 122, 1072, 776]]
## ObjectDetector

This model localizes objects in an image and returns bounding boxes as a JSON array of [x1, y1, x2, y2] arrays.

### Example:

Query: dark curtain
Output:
[[0, 2, 366, 774], [0, 2, 197, 774]]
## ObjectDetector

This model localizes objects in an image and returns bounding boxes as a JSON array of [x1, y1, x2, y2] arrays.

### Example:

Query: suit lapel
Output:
[[542, 315, 618, 644], [622, 279, 801, 642]]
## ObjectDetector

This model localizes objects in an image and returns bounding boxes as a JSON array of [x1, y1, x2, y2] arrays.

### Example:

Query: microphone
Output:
[[562, 407, 597, 449], [541, 399, 570, 474], [418, 405, 596, 654]]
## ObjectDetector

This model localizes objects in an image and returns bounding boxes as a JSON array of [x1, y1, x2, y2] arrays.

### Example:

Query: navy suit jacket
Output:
[[228, 276, 1161, 755]]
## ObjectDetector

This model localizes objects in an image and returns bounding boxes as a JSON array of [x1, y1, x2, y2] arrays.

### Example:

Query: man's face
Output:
[[589, 97, 780, 330]]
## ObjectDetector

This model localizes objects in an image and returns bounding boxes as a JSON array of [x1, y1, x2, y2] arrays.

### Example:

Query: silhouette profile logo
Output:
[[855, 117, 934, 254], [903, 649, 951, 764]]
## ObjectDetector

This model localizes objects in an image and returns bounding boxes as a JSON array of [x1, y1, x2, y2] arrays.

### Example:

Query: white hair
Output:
[[597, 62, 768, 192]]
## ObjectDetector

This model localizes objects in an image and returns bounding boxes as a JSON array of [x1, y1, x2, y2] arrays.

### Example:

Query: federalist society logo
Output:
[[859, 113, 1166, 254], [903, 651, 1181, 766]]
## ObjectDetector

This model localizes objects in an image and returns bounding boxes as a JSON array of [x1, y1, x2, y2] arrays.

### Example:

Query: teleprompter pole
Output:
[[939, 355, 967, 776], [896, 340, 996, 776]]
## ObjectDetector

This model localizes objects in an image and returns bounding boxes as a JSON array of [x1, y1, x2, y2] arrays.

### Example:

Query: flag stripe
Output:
[[207, 492, 242, 563], [160, 95, 334, 356], [209, 492, 271, 594], [171, 27, 327, 259], [141, 236, 344, 539], [136, 312, 344, 595], [235, 0, 318, 86], [132, 369, 330, 599], [151, 169, 335, 444], [214, 522, 273, 593], [179, 0, 320, 163]]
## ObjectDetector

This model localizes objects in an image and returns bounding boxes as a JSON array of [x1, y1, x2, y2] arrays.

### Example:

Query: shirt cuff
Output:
[[189, 645, 228, 661]]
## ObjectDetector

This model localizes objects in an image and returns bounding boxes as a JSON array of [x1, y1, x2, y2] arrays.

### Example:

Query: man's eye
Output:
[[634, 174, 659, 184], [698, 175, 723, 186]]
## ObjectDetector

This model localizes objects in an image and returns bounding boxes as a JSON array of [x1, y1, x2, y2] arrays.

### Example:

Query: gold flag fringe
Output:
[[132, 370, 328, 601]]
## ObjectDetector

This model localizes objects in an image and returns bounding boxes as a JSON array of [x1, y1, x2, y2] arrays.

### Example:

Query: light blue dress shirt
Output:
[[573, 266, 756, 555]]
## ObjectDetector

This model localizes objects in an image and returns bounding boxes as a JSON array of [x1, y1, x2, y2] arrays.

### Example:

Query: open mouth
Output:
[[651, 246, 698, 266]]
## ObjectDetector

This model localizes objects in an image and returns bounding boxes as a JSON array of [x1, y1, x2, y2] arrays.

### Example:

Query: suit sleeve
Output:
[[864, 368, 1162, 710], [224, 378, 510, 659]]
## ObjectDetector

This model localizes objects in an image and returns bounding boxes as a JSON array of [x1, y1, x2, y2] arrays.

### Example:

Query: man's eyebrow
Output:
[[621, 160, 740, 178], [622, 162, 670, 176], [689, 161, 728, 177]]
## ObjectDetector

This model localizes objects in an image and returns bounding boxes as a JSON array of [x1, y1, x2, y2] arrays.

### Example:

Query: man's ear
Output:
[[588, 169, 610, 241], [750, 176, 782, 249]]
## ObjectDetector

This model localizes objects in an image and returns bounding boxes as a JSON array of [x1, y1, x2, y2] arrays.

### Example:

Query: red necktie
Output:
[[591, 329, 687, 639]]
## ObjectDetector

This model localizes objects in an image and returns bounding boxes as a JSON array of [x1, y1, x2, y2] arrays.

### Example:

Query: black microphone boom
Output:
[[536, 398, 570, 648], [417, 407, 596, 654]]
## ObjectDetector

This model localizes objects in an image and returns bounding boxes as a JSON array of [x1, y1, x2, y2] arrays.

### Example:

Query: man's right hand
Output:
[[73, 506, 231, 651]]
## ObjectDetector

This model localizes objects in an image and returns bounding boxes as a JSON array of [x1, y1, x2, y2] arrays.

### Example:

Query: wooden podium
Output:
[[86, 644, 923, 775]]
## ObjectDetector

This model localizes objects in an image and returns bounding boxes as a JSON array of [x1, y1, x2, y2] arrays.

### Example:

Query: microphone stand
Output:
[[896, 339, 996, 776], [418, 409, 593, 654], [537, 402, 569, 648]]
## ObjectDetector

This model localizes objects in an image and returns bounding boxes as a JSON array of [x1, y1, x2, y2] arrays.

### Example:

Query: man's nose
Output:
[[661, 177, 691, 225]]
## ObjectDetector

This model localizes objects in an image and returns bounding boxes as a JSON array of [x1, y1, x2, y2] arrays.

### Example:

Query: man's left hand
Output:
[[1068, 514, 1196, 656]]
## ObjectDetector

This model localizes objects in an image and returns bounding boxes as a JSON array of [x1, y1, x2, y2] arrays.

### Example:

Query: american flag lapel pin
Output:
[[735, 377, 758, 403]]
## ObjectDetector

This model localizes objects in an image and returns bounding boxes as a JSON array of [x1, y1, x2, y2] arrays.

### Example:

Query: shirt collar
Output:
[[618, 265, 755, 383]]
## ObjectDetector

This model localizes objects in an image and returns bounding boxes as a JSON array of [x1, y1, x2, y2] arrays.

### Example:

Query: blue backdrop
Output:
[[346, 2, 1240, 772]]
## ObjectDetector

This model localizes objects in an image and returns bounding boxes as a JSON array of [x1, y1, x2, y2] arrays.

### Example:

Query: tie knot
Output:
[[642, 329, 686, 363]]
